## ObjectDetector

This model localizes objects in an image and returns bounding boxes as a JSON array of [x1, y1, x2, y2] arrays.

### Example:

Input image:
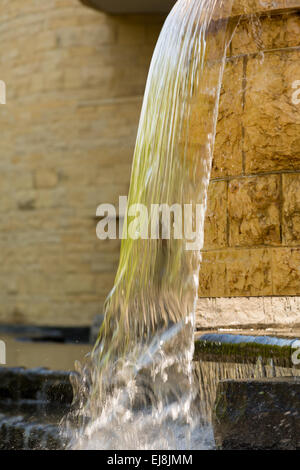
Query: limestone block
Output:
[[205, 22, 234, 62], [225, 248, 272, 296], [286, 0, 300, 9], [0, 296, 101, 327], [196, 297, 269, 327], [203, 180, 228, 249], [231, 12, 300, 57], [210, 0, 286, 21], [57, 24, 117, 48], [35, 169, 58, 189], [196, 296, 300, 328], [244, 50, 300, 173], [0, 171, 33, 198], [198, 251, 227, 298], [199, 248, 272, 297], [228, 175, 281, 247], [187, 63, 221, 146], [231, 0, 286, 17], [272, 248, 300, 295], [35, 188, 66, 210], [35, 31, 58, 52], [212, 57, 243, 178], [64, 274, 96, 295], [285, 12, 300, 47], [282, 173, 300, 245]]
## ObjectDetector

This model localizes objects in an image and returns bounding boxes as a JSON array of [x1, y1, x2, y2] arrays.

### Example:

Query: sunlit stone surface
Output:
[[199, 5, 300, 311]]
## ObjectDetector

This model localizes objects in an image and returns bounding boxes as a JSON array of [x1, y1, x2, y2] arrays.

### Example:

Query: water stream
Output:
[[66, 0, 237, 450]]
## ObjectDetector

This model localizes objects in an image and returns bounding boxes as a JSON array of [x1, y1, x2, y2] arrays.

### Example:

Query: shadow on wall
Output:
[[80, 0, 177, 14]]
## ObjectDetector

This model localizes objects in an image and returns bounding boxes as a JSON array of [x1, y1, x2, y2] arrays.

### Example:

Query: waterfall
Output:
[[66, 0, 235, 450]]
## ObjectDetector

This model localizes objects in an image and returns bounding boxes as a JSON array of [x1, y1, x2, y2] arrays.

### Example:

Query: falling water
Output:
[[66, 0, 236, 450]]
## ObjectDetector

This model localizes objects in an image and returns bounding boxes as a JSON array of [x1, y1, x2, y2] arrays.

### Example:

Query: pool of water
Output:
[[0, 326, 299, 450]]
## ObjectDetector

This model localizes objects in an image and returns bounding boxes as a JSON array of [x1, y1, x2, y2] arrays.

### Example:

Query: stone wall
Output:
[[0, 0, 164, 325], [198, 8, 300, 314], [0, 1, 299, 327]]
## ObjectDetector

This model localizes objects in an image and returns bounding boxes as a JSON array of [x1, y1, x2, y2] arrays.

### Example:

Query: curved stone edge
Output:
[[229, 1, 300, 20], [79, 0, 300, 19], [194, 333, 300, 368], [79, 0, 175, 14]]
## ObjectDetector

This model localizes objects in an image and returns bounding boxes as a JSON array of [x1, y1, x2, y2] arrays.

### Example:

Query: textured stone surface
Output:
[[187, 63, 222, 147], [196, 296, 300, 328], [272, 248, 300, 295], [212, 58, 243, 178], [201, 8, 300, 302], [199, 248, 273, 297], [282, 174, 300, 245], [228, 175, 281, 247], [203, 181, 228, 249], [35, 169, 59, 189], [198, 251, 226, 298], [199, 245, 300, 298], [231, 12, 300, 57], [243, 50, 300, 173], [231, 0, 286, 17], [227, 248, 273, 296], [213, 378, 300, 450], [211, 0, 288, 21]]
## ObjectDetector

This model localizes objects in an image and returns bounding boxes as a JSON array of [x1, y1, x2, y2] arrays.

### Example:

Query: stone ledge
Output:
[[0, 413, 66, 450], [196, 296, 300, 329], [79, 0, 300, 17], [80, 0, 175, 14], [195, 333, 300, 368], [213, 377, 300, 449], [0, 367, 73, 405]]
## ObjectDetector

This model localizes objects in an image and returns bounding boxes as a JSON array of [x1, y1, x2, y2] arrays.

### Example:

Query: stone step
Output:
[[0, 367, 73, 405], [0, 410, 68, 450], [1, 331, 299, 405], [212, 377, 300, 450], [0, 331, 299, 450], [0, 368, 73, 449]]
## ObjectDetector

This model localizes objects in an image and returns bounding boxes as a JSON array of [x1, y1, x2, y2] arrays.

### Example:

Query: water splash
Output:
[[65, 0, 235, 450]]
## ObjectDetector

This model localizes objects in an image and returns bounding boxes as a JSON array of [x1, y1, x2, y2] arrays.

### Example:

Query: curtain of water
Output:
[[67, 0, 235, 449]]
